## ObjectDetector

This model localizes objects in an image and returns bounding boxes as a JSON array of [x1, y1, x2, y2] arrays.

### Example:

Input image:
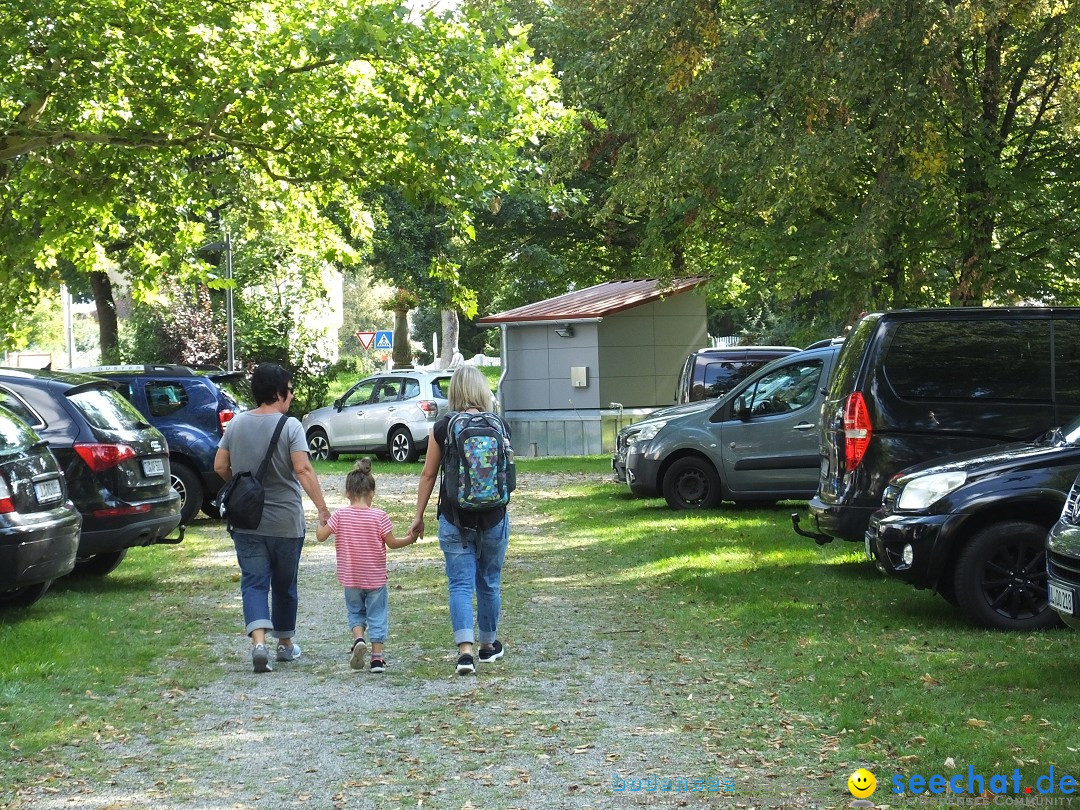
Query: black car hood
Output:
[[891, 438, 1080, 487]]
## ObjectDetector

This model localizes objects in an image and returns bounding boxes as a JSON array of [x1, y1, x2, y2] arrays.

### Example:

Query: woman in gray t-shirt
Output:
[[214, 363, 331, 673]]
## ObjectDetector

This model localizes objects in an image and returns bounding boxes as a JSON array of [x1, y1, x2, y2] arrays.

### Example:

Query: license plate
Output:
[[1049, 582, 1075, 616], [142, 458, 165, 478], [34, 479, 62, 504]]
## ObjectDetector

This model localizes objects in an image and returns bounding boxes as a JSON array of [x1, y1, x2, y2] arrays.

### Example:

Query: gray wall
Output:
[[501, 323, 601, 411], [597, 294, 707, 408]]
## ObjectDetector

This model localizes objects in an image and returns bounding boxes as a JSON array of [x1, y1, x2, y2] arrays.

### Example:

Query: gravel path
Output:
[[14, 472, 834, 810]]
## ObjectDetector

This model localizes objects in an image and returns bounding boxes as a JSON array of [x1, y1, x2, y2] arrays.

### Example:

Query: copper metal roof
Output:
[[476, 277, 707, 324]]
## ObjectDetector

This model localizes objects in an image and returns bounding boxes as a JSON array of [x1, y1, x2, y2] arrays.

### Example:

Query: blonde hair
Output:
[[345, 458, 376, 499], [448, 365, 494, 412]]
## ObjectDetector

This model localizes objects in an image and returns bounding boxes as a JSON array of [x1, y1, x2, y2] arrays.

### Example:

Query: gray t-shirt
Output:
[[219, 411, 309, 538]]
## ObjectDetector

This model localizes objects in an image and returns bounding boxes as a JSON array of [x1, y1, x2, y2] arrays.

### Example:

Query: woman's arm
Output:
[[213, 447, 231, 481], [410, 429, 441, 539], [292, 450, 331, 524]]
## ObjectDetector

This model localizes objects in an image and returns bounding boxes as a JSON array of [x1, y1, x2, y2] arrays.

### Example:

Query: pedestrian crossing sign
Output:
[[374, 330, 393, 350]]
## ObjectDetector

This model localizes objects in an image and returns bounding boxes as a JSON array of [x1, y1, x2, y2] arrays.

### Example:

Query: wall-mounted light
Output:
[[554, 325, 575, 338]]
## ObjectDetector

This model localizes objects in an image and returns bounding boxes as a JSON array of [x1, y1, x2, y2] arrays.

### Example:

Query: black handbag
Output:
[[217, 415, 289, 530]]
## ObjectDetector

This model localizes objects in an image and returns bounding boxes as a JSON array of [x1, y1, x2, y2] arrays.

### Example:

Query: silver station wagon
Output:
[[302, 370, 452, 463]]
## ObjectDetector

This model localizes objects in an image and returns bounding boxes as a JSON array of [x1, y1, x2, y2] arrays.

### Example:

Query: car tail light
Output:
[[843, 392, 872, 469], [418, 400, 438, 418], [219, 409, 236, 430], [74, 442, 137, 472], [0, 478, 14, 513]]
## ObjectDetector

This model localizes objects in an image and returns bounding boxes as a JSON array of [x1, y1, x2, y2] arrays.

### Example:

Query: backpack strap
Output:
[[254, 415, 289, 483]]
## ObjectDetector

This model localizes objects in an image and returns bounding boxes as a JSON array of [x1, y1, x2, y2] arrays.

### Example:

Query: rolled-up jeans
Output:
[[232, 531, 305, 638], [438, 514, 509, 646]]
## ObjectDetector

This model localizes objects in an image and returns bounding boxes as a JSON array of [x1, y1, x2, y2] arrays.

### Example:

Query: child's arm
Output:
[[315, 521, 334, 542], [384, 528, 417, 549]]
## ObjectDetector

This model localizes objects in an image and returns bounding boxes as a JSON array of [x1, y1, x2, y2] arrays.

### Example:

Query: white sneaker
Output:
[[276, 643, 301, 662]]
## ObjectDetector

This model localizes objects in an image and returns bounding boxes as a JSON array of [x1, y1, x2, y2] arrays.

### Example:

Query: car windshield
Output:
[[0, 406, 38, 455], [1061, 417, 1080, 446]]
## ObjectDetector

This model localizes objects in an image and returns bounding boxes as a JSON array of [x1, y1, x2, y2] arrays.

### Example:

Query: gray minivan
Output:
[[625, 340, 844, 509]]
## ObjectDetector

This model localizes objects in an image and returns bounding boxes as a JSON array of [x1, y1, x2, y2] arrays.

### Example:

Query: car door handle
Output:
[[792, 422, 816, 431]]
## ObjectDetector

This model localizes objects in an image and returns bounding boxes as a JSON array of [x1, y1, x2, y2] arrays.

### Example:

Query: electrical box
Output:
[[570, 366, 589, 388]]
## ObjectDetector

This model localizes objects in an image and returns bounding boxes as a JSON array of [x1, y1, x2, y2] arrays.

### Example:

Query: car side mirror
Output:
[[732, 396, 751, 421], [334, 397, 344, 411]]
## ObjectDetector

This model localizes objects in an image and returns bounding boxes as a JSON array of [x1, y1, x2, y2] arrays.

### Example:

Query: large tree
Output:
[[0, 0, 565, 349], [531, 0, 1080, 325]]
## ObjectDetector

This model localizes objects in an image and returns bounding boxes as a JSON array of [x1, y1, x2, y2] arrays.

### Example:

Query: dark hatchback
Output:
[[0, 368, 182, 575], [0, 404, 81, 607], [865, 422, 1080, 630]]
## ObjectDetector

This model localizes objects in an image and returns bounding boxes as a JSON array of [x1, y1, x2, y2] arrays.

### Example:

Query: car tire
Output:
[[170, 462, 204, 525], [73, 548, 128, 577], [662, 457, 723, 510], [0, 580, 51, 608], [388, 427, 417, 463], [953, 521, 1062, 631], [307, 429, 338, 462]]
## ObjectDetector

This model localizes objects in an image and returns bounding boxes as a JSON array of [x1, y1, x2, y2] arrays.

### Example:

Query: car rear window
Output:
[[67, 386, 149, 430], [0, 406, 38, 454], [209, 376, 253, 411], [885, 319, 1052, 401]]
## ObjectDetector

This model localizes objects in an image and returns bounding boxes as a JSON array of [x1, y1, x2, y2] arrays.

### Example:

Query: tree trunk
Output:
[[392, 308, 412, 368], [440, 309, 459, 368], [89, 270, 120, 364]]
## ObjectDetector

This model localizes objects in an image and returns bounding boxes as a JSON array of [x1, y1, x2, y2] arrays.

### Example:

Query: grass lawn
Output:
[[3, 455, 1079, 803]]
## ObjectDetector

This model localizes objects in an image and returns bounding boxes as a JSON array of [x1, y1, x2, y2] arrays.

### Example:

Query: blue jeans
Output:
[[232, 532, 305, 638], [344, 585, 389, 643], [437, 514, 509, 646]]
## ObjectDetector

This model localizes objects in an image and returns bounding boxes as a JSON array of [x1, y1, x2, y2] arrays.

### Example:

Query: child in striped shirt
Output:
[[316, 457, 416, 672]]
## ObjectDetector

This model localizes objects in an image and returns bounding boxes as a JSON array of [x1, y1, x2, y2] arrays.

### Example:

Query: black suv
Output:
[[71, 365, 250, 523], [0, 403, 81, 607], [865, 421, 1080, 631], [798, 308, 1080, 545], [0, 368, 182, 575]]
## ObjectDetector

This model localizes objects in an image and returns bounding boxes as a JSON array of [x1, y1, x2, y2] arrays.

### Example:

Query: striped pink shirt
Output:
[[327, 505, 392, 589]]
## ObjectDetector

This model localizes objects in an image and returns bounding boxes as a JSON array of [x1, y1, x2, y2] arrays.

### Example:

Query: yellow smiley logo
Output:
[[848, 768, 877, 799]]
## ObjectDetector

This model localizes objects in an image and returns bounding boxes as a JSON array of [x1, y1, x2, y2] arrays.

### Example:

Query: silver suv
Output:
[[302, 370, 452, 463]]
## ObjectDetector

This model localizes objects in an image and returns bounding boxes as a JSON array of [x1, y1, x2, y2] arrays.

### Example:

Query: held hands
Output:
[[408, 516, 425, 544]]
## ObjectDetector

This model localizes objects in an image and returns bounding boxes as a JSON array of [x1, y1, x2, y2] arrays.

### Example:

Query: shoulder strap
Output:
[[255, 415, 289, 482]]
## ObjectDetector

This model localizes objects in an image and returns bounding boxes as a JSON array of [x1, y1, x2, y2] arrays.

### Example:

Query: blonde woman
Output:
[[411, 365, 511, 675]]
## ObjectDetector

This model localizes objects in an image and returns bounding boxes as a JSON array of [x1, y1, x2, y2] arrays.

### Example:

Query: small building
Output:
[[477, 277, 707, 456]]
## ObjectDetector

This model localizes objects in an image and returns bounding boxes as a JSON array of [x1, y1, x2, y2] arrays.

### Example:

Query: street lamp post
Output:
[[199, 234, 236, 372], [224, 233, 235, 372]]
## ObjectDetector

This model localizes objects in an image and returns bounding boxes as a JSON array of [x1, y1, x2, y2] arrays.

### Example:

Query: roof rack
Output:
[[68, 364, 199, 376]]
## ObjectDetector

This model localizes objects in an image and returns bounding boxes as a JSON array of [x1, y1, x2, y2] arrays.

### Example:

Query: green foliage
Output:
[[531, 0, 1080, 324], [120, 287, 226, 366], [338, 270, 393, 359], [0, 0, 568, 349]]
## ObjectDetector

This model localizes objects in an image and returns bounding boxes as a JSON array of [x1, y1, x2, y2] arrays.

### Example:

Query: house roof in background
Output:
[[476, 277, 707, 325]]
